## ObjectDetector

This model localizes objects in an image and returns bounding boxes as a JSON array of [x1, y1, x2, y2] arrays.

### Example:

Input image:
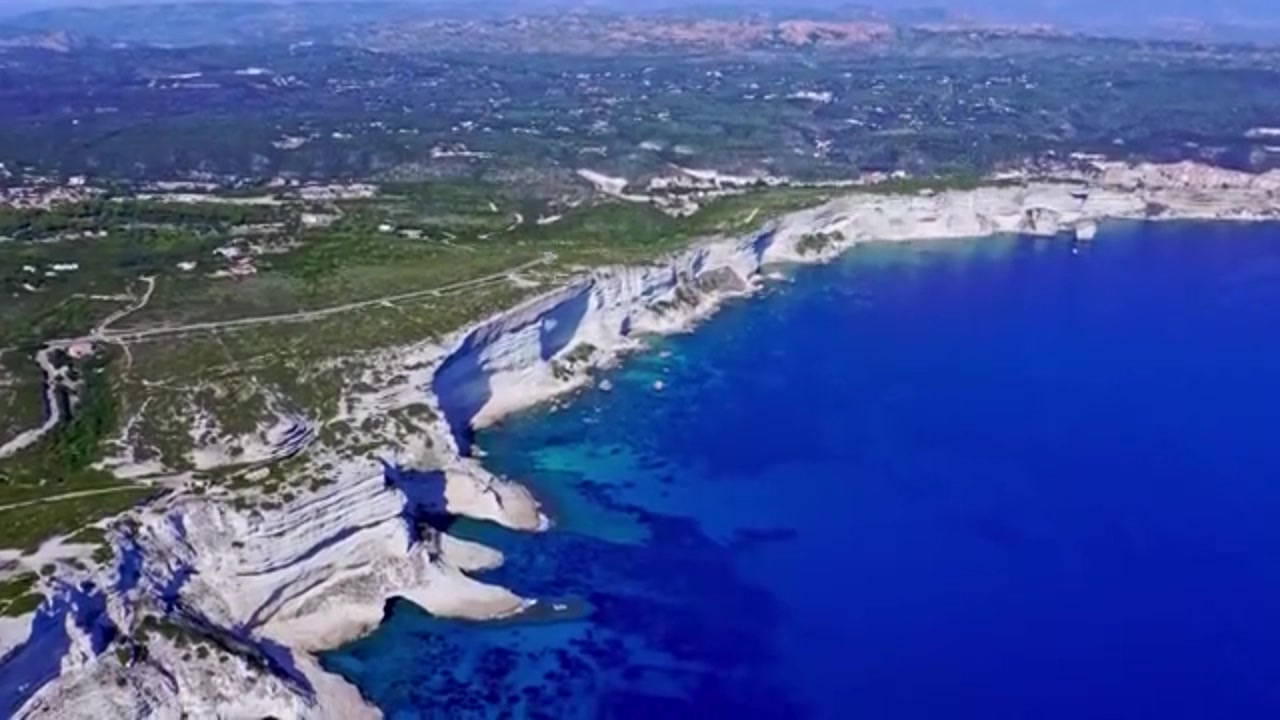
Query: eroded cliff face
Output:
[[431, 232, 772, 447], [4, 455, 537, 720], [8, 168, 1279, 719], [425, 182, 1160, 445]]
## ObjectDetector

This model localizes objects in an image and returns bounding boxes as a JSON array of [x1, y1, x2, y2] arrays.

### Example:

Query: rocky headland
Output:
[[3, 160, 1279, 718]]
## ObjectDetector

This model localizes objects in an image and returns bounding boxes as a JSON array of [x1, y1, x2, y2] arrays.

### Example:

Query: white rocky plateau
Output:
[[3, 160, 1279, 718]]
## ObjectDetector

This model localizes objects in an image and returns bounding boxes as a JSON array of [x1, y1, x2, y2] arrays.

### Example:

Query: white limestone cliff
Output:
[[4, 162, 1278, 719], [429, 174, 1275, 434]]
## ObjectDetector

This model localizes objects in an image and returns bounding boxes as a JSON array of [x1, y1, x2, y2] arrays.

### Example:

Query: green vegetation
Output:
[[565, 343, 598, 364], [4, 34, 1279, 187], [67, 526, 108, 545], [92, 543, 115, 564], [0, 170, 949, 550], [0, 488, 160, 553], [523, 188, 835, 267], [0, 200, 282, 241], [0, 349, 44, 447], [0, 572, 43, 617], [796, 231, 839, 256], [138, 614, 209, 650], [54, 357, 118, 471], [1, 14, 1277, 612], [0, 220, 227, 349], [0, 352, 162, 551], [0, 179, 849, 519], [68, 525, 115, 564], [1, 354, 121, 503], [0, 181, 842, 354], [858, 174, 1010, 195]]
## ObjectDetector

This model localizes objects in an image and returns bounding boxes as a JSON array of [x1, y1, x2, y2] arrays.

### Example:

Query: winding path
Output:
[[0, 349, 62, 460], [0, 277, 158, 460], [0, 254, 554, 460]]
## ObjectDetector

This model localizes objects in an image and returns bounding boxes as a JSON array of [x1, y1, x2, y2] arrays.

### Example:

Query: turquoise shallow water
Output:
[[324, 223, 1280, 719]]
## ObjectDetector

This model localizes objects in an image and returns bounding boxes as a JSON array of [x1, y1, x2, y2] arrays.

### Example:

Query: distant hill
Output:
[[0, 3, 417, 45], [3, 1, 1279, 48], [0, 3, 908, 52], [0, 28, 88, 52]]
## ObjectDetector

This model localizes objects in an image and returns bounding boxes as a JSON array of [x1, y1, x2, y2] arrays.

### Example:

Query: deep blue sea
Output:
[[323, 223, 1280, 719]]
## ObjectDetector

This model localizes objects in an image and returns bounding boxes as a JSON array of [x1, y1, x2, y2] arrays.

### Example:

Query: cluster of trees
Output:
[[0, 200, 280, 240], [50, 355, 118, 474], [3, 39, 1280, 184]]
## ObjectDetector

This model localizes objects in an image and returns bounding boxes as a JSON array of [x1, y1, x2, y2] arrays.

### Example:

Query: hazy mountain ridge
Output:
[[4, 1, 1280, 49]]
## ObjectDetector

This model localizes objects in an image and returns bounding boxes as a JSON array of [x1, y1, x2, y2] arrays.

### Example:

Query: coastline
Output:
[[358, 218, 1280, 720], [425, 168, 1280, 444], [7, 161, 1280, 718]]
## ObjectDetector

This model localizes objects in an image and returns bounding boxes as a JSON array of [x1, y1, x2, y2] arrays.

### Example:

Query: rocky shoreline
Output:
[[5, 161, 1280, 718]]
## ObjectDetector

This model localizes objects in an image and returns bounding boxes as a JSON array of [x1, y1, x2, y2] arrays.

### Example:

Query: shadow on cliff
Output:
[[431, 284, 593, 456], [381, 461, 456, 542], [0, 581, 117, 718]]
